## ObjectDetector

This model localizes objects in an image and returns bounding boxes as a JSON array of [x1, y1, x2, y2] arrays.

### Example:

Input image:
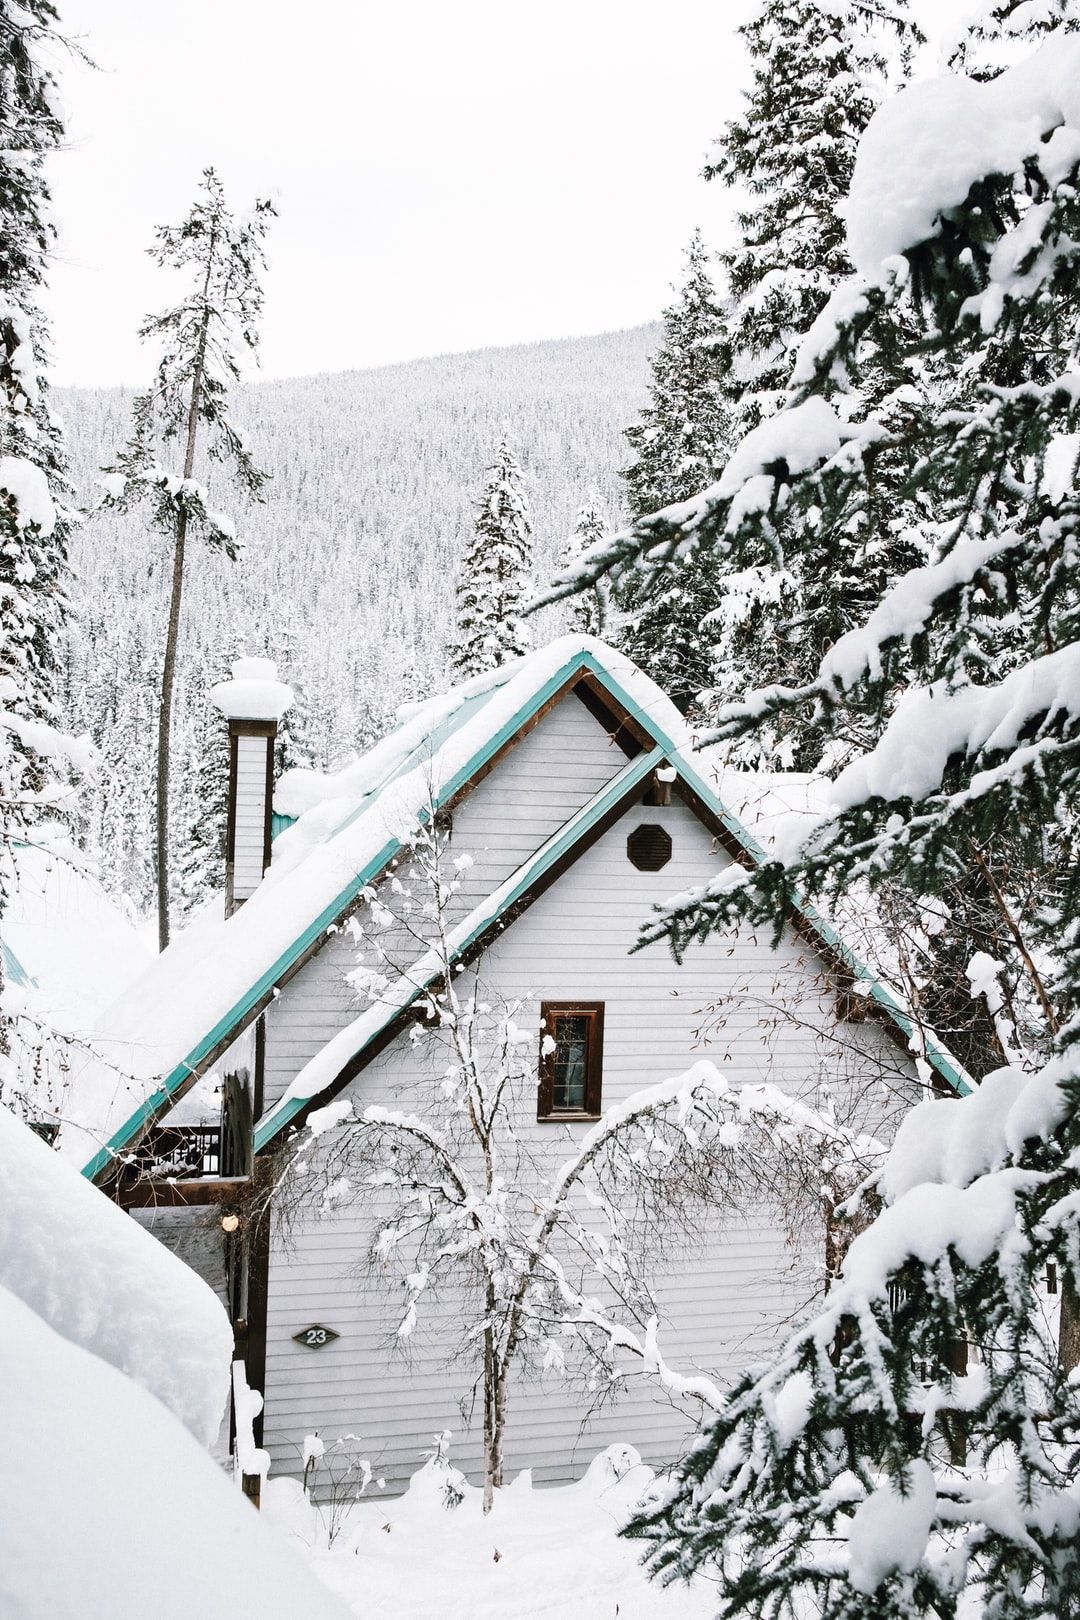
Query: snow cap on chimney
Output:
[[210, 656, 293, 723]]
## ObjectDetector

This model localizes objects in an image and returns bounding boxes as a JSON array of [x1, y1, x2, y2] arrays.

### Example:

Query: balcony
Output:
[[118, 1072, 253, 1207]]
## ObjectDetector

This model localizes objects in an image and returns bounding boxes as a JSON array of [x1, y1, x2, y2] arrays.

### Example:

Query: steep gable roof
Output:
[[64, 637, 970, 1181]]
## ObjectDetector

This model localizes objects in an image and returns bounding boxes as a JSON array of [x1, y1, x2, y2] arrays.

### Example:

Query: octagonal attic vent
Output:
[[627, 823, 672, 872]]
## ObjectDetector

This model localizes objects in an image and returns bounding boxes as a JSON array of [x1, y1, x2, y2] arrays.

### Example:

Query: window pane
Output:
[[553, 1015, 589, 1110]]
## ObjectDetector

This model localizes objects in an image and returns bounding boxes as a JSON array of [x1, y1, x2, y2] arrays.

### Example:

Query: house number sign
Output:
[[292, 1324, 340, 1349]]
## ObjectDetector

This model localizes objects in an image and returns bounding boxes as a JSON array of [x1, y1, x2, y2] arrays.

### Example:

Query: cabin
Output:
[[60, 636, 968, 1495]]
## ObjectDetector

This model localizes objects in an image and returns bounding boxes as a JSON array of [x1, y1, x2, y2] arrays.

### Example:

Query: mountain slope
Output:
[[57, 324, 657, 910]]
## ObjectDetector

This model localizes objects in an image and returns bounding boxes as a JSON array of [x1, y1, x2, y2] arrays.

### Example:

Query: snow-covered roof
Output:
[[62, 636, 970, 1180], [3, 841, 151, 1044], [2, 841, 151, 1131]]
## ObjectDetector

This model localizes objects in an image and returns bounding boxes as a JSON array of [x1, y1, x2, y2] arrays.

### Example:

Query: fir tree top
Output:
[[707, 0, 921, 432], [622, 230, 731, 519], [558, 496, 608, 637], [615, 232, 731, 711], [450, 429, 534, 679], [103, 168, 276, 551]]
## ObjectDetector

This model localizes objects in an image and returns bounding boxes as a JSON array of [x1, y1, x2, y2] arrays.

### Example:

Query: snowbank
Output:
[[269, 1443, 713, 1620], [0, 1107, 232, 1444], [0, 1284, 351, 1620]]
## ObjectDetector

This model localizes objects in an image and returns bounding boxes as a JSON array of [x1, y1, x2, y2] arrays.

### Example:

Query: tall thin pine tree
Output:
[[700, 0, 925, 766], [0, 1, 84, 1065], [103, 170, 274, 949]]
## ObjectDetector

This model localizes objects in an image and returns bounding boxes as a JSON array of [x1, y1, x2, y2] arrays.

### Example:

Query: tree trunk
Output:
[[156, 503, 188, 950], [155, 283, 213, 951], [489, 1360, 509, 1506], [1060, 1270, 1080, 1375], [482, 1314, 497, 1515]]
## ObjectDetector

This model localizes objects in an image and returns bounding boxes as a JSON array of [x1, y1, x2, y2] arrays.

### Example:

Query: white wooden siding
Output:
[[260, 703, 916, 1493], [233, 734, 269, 900], [259, 693, 628, 1111]]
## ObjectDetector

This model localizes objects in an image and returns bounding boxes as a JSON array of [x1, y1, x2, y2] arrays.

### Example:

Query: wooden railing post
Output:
[[231, 1359, 270, 1509]]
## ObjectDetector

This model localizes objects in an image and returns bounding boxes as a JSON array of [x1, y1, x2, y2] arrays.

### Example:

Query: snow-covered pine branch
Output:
[[618, 19, 1080, 1619], [627, 1055, 1078, 1617]]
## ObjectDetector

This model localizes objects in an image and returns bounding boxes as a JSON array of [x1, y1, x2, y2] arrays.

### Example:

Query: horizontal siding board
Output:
[[234, 734, 269, 899]]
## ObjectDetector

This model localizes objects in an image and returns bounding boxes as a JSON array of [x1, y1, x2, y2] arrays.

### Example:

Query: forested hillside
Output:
[[58, 324, 656, 912]]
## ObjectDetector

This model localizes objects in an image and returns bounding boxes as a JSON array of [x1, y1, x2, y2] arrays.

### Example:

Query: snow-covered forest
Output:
[[6, 0, 1080, 1617], [59, 329, 653, 916]]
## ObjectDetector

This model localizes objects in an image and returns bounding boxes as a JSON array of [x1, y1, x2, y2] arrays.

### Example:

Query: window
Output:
[[538, 1002, 604, 1120]]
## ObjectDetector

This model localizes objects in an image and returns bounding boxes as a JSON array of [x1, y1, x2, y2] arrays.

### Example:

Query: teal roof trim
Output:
[[82, 646, 969, 1182], [2, 939, 36, 990], [579, 654, 971, 1099], [253, 743, 667, 1152], [80, 651, 602, 1181]]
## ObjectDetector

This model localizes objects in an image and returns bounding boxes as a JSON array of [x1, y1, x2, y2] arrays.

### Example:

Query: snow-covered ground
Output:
[[265, 1444, 719, 1620]]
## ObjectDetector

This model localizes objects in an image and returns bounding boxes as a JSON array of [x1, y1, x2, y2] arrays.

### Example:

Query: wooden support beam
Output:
[[115, 1175, 250, 1210]]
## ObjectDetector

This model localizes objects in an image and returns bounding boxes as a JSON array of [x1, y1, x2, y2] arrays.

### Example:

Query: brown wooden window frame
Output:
[[537, 1001, 605, 1121]]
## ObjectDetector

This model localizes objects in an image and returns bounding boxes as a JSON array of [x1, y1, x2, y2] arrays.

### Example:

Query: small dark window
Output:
[[627, 823, 672, 872], [538, 1002, 604, 1120]]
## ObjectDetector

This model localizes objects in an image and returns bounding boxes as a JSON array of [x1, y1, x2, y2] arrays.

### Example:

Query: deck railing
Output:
[[135, 1123, 222, 1178], [134, 1070, 254, 1181]]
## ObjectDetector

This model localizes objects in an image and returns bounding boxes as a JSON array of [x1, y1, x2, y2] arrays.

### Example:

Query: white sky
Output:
[[44, 0, 971, 386]]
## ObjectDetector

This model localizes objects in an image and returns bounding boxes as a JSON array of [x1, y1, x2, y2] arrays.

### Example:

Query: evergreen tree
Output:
[[615, 231, 731, 710], [174, 648, 234, 921], [0, 1, 79, 806], [948, 0, 1079, 75], [0, 2, 84, 1039], [707, 0, 918, 436], [450, 430, 533, 679], [557, 497, 608, 636], [570, 28, 1080, 1619], [697, 0, 924, 766], [102, 170, 275, 950]]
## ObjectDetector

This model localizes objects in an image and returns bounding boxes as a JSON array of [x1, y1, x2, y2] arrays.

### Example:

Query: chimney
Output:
[[210, 656, 293, 917]]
